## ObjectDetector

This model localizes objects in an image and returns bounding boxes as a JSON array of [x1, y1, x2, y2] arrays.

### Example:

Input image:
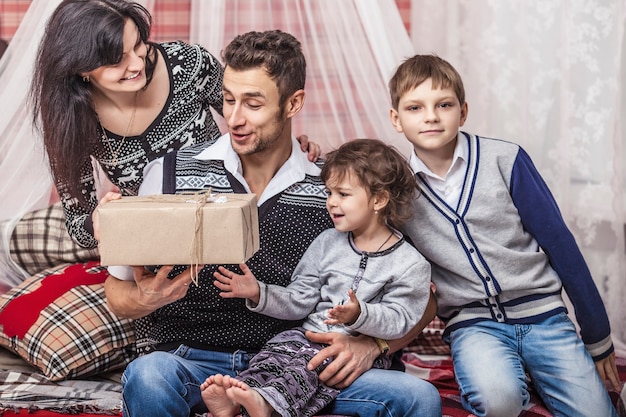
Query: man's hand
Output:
[[305, 331, 379, 389], [105, 265, 193, 319], [325, 289, 360, 326], [296, 134, 321, 162], [133, 265, 193, 310], [595, 352, 621, 391]]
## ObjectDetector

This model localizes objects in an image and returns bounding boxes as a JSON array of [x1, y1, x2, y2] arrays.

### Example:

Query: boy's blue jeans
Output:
[[121, 344, 442, 417], [449, 312, 618, 417]]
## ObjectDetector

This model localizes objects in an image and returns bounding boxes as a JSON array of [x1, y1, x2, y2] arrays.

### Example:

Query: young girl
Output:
[[200, 139, 433, 417]]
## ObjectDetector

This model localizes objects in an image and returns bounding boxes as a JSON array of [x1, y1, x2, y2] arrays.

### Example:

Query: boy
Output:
[[389, 54, 620, 417]]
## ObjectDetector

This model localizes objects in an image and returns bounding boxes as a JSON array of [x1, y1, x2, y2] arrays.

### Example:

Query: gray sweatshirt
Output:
[[248, 228, 431, 340]]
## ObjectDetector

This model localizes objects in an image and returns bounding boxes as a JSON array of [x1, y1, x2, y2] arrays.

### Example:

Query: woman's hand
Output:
[[93, 191, 122, 241]]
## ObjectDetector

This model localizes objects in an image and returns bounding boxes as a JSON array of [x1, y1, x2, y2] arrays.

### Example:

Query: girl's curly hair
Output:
[[321, 139, 418, 228]]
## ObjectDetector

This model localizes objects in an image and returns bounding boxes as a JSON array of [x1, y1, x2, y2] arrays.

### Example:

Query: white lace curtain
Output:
[[0, 0, 624, 355]]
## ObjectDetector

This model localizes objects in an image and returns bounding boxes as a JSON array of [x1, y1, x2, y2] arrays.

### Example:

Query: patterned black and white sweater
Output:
[[62, 41, 224, 249], [119, 135, 333, 353]]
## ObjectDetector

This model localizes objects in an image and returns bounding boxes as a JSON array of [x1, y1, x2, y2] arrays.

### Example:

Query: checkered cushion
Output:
[[9, 202, 99, 276], [0, 262, 136, 381]]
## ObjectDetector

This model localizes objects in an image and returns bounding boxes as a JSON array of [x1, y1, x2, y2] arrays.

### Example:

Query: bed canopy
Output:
[[0, 0, 624, 356]]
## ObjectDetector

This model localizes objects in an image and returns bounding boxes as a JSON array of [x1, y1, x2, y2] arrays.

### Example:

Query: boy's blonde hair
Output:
[[389, 54, 465, 110]]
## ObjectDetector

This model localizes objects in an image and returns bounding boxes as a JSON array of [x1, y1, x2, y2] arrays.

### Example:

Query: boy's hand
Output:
[[325, 289, 360, 326], [596, 352, 621, 391], [213, 263, 260, 304]]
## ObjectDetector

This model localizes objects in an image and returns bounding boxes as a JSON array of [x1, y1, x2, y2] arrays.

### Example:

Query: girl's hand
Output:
[[213, 263, 261, 304], [325, 289, 361, 326]]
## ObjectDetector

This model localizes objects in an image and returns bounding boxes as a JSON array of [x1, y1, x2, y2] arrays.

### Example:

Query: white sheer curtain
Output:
[[190, 0, 414, 155], [0, 0, 61, 284], [410, 0, 626, 356]]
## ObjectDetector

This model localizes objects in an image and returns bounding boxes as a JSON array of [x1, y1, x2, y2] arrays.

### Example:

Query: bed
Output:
[[0, 341, 625, 416], [0, 204, 624, 417]]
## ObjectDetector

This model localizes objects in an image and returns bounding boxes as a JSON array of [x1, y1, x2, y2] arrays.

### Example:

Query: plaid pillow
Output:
[[9, 202, 99, 276], [0, 262, 136, 381]]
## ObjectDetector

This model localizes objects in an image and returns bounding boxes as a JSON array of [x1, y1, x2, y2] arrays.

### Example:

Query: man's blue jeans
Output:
[[121, 344, 441, 417], [449, 313, 618, 417]]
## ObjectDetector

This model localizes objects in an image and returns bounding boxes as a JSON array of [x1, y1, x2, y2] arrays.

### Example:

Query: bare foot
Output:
[[200, 374, 240, 417], [226, 378, 276, 417]]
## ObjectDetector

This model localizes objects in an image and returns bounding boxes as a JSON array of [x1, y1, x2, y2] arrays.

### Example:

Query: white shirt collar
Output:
[[409, 132, 468, 179], [193, 133, 320, 205]]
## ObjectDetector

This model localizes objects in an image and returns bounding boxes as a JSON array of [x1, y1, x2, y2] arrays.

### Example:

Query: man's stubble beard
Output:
[[236, 112, 289, 156]]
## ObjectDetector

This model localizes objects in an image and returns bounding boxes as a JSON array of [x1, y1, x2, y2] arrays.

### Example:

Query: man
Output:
[[104, 30, 440, 417]]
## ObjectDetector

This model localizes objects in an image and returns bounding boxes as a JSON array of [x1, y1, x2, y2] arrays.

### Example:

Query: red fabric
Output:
[[0, 262, 107, 338]]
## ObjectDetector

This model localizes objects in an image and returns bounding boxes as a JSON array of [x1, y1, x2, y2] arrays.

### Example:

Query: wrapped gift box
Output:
[[98, 193, 259, 266]]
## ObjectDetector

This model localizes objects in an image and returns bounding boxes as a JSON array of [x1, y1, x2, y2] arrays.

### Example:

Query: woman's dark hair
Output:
[[30, 0, 156, 204], [321, 139, 417, 228]]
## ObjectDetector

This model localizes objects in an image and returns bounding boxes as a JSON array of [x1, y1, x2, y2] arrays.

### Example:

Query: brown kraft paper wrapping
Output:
[[98, 193, 259, 267]]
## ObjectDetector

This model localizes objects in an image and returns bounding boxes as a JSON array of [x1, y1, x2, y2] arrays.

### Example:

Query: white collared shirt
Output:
[[137, 133, 320, 205], [192, 133, 321, 206], [408, 132, 468, 209]]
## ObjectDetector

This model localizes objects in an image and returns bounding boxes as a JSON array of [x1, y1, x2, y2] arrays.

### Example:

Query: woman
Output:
[[30, 0, 224, 249], [31, 0, 316, 250]]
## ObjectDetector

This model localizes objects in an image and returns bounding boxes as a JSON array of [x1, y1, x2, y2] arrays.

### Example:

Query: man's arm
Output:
[[306, 290, 437, 388], [386, 288, 438, 353], [104, 265, 193, 319]]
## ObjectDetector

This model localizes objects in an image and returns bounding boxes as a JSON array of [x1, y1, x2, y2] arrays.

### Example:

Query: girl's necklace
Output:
[[100, 92, 138, 167], [375, 230, 394, 252]]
